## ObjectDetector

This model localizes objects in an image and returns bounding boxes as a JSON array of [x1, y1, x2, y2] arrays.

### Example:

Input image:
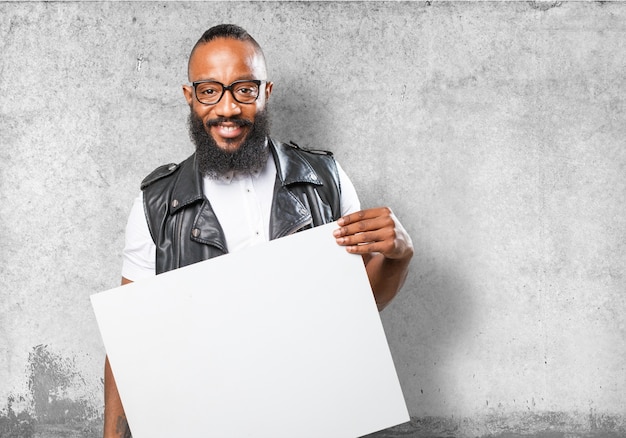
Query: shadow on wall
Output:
[[365, 225, 478, 436], [266, 72, 335, 151], [0, 345, 101, 438]]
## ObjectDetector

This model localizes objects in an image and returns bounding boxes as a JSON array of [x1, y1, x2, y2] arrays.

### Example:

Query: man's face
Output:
[[183, 38, 273, 152]]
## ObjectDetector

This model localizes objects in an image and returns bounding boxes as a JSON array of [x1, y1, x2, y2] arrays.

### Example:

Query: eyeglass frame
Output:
[[190, 79, 267, 105]]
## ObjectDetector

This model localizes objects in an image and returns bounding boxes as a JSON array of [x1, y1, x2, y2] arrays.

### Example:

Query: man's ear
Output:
[[182, 84, 194, 106], [264, 81, 274, 101]]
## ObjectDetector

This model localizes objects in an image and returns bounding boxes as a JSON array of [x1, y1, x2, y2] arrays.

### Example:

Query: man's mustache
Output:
[[205, 117, 253, 128]]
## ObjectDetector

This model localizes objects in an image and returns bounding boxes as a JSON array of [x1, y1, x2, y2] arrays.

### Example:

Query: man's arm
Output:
[[103, 277, 133, 438], [333, 207, 414, 310]]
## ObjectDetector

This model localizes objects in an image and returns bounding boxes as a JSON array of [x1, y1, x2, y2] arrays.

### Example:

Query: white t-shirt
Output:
[[121, 155, 360, 281]]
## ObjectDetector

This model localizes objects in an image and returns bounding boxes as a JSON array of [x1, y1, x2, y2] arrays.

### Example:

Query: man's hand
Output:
[[333, 207, 413, 260], [333, 207, 414, 310]]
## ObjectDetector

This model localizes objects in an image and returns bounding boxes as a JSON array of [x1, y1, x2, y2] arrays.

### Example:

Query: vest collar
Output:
[[270, 138, 324, 187]]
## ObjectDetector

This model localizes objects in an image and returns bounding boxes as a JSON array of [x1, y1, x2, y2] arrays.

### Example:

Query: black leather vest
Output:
[[141, 139, 342, 274]]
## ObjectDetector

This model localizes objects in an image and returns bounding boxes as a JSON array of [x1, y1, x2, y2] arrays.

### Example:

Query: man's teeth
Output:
[[220, 125, 239, 131]]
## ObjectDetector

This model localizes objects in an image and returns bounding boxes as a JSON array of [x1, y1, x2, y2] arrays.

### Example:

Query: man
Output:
[[104, 24, 413, 438]]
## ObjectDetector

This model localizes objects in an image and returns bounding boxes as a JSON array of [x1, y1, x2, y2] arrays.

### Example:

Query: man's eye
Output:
[[235, 86, 258, 96], [196, 83, 221, 95]]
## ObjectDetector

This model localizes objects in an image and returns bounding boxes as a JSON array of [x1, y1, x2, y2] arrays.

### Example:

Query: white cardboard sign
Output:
[[91, 222, 409, 437]]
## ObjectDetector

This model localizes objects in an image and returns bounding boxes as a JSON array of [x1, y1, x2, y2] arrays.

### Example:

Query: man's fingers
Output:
[[344, 239, 397, 255], [333, 207, 412, 259], [335, 227, 396, 246], [333, 215, 394, 238], [337, 207, 392, 227]]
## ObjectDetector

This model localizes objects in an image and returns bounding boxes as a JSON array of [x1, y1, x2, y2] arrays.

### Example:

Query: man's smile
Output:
[[212, 123, 246, 139], [206, 117, 253, 144]]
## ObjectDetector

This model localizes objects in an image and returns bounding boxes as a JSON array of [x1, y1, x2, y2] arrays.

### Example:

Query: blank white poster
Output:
[[91, 222, 409, 438]]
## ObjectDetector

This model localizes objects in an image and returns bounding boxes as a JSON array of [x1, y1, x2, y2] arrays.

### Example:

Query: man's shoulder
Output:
[[272, 139, 334, 158], [270, 138, 340, 190], [140, 154, 194, 190], [271, 139, 338, 176], [140, 163, 179, 190]]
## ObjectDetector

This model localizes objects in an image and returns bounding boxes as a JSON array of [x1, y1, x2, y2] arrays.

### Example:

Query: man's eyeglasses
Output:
[[191, 80, 266, 105]]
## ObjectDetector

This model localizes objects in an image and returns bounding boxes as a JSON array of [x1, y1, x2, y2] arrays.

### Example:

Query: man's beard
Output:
[[188, 108, 271, 178]]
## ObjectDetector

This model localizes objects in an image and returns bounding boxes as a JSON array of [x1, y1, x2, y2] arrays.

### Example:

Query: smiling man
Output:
[[103, 24, 413, 438]]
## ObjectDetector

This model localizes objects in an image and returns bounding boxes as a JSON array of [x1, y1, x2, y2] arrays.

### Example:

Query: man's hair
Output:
[[189, 24, 265, 74], [195, 24, 261, 50]]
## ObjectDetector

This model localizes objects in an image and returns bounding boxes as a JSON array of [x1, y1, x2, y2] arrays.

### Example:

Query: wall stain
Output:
[[135, 54, 144, 73], [0, 345, 101, 438], [364, 411, 626, 438], [0, 395, 35, 438], [528, 1, 562, 11]]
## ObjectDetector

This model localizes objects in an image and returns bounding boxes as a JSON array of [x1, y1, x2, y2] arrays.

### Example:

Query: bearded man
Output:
[[103, 24, 413, 438]]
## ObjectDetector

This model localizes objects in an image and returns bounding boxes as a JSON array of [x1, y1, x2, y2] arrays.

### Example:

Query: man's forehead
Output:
[[188, 38, 267, 80]]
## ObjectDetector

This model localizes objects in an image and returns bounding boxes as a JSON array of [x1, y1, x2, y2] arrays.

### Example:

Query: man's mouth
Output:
[[220, 125, 239, 132], [213, 124, 244, 139], [207, 118, 252, 141]]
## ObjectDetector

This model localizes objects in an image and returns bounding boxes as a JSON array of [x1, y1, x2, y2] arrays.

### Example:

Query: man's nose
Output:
[[214, 89, 242, 118]]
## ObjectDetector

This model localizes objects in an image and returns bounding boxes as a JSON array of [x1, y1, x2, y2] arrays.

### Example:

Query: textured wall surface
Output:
[[1, 2, 625, 437]]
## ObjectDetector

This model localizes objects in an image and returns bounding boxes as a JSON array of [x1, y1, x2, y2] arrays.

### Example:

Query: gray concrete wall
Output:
[[1, 2, 625, 437]]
